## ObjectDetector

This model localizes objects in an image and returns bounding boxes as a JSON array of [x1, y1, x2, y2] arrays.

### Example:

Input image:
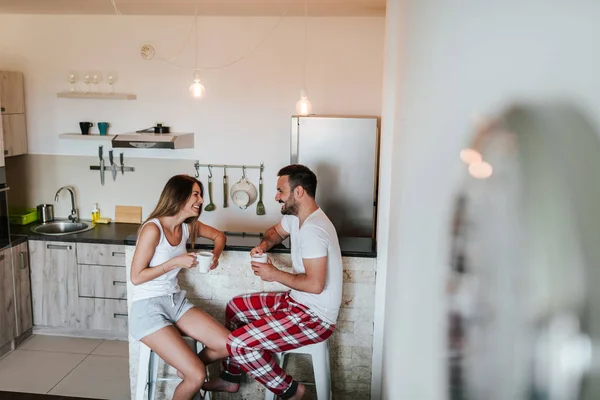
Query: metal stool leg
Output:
[[148, 350, 160, 400]]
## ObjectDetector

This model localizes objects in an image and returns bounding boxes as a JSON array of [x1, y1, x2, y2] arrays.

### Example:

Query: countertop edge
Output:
[[13, 223, 377, 258]]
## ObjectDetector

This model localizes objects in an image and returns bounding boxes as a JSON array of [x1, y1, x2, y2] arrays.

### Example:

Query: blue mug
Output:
[[98, 122, 109, 135]]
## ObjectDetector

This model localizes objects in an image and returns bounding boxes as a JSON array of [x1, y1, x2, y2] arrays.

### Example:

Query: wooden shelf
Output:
[[59, 133, 116, 140], [56, 92, 137, 100]]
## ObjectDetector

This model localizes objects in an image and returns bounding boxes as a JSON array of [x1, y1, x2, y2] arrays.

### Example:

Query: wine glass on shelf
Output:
[[83, 72, 92, 93], [106, 71, 118, 94], [92, 71, 102, 93], [67, 71, 78, 92]]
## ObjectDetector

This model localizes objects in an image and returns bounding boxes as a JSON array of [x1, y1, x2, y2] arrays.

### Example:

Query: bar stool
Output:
[[264, 340, 332, 400], [136, 336, 211, 400]]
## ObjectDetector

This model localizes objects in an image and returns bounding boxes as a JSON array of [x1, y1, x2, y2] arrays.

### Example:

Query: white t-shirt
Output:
[[130, 218, 188, 302], [280, 208, 343, 324]]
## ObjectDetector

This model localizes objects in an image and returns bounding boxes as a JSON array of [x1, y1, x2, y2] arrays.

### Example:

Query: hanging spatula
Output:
[[204, 165, 216, 212], [256, 162, 265, 215]]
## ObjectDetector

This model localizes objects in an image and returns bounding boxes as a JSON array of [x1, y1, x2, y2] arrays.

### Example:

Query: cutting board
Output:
[[115, 205, 142, 224]]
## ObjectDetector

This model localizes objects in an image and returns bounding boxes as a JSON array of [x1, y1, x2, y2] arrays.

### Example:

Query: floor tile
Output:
[[0, 391, 101, 399], [49, 355, 130, 400], [91, 340, 129, 358], [0, 350, 86, 394], [19, 335, 103, 355]]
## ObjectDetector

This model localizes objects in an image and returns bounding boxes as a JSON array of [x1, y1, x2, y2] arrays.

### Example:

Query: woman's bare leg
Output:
[[175, 307, 230, 365], [141, 325, 207, 400], [175, 307, 239, 393]]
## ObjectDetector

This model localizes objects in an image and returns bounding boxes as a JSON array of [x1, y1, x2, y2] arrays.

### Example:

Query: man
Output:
[[204, 164, 343, 400]]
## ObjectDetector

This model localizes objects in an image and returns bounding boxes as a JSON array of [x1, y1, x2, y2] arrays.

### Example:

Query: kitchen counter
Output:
[[10, 221, 140, 245], [9, 222, 377, 258], [124, 231, 377, 258]]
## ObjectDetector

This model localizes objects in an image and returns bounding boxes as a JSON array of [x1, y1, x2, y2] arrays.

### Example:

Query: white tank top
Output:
[[130, 218, 189, 303]]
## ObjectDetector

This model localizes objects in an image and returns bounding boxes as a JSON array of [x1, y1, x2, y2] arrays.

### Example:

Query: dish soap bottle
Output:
[[91, 203, 100, 223]]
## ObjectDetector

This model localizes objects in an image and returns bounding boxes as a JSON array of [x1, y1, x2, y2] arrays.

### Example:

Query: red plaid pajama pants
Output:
[[220, 291, 335, 398]]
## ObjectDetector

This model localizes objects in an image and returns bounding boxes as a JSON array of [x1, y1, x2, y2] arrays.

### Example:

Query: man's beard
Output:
[[280, 197, 299, 215]]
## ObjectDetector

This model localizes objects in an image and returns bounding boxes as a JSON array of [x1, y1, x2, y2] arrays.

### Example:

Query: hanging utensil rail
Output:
[[194, 162, 264, 178]]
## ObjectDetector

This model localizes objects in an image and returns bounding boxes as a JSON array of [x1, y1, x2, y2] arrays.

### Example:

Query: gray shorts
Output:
[[129, 290, 194, 341]]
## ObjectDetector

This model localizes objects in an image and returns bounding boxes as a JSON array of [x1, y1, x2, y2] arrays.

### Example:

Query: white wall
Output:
[[378, 1, 600, 399], [0, 14, 384, 227]]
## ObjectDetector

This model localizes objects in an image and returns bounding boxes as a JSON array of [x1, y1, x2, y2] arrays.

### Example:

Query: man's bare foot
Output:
[[287, 383, 305, 400], [202, 377, 240, 393]]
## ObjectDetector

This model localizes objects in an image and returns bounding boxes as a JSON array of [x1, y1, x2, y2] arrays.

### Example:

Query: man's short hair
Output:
[[277, 164, 317, 198]]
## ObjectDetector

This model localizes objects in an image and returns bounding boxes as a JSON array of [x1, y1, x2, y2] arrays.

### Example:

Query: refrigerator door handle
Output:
[[290, 117, 300, 164]]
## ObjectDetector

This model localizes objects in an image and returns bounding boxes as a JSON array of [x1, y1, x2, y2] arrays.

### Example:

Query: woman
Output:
[[129, 174, 230, 400]]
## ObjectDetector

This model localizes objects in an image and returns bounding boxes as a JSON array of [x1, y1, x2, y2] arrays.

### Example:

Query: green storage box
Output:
[[9, 208, 38, 225]]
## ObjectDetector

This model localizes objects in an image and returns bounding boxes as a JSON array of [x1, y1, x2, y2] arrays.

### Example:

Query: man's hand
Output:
[[250, 245, 267, 257], [251, 259, 279, 282]]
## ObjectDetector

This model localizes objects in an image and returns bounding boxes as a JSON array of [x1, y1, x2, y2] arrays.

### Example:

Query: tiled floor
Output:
[[0, 335, 130, 400]]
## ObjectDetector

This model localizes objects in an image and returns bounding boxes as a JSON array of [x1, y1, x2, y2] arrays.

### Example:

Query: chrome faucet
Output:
[[54, 186, 78, 223]]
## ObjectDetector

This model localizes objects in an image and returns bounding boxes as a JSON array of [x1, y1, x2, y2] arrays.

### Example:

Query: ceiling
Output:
[[0, 0, 386, 17]]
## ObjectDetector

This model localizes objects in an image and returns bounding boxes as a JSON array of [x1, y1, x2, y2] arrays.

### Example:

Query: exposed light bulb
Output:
[[460, 148, 483, 165], [468, 161, 493, 179], [296, 89, 311, 115], [189, 71, 205, 98]]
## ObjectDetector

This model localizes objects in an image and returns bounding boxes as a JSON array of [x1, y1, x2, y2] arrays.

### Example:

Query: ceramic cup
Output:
[[79, 122, 93, 135], [252, 253, 268, 263], [98, 122, 109, 135], [196, 251, 213, 273]]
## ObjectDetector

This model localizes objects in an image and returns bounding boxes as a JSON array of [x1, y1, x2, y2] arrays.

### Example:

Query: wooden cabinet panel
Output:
[[0, 71, 24, 114], [77, 298, 128, 332], [13, 241, 32, 336], [2, 113, 27, 157], [78, 264, 127, 300], [29, 241, 79, 327], [76, 243, 126, 267], [0, 248, 15, 349]]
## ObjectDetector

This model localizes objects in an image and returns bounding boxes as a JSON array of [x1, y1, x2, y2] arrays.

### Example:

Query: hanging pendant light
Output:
[[189, 70, 205, 98], [296, 89, 311, 115], [296, 0, 311, 115], [189, 5, 205, 99]]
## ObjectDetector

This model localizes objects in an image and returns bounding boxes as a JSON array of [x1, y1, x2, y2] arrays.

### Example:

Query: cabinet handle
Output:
[[0, 107, 4, 113], [47, 244, 72, 250], [19, 251, 26, 269], [113, 313, 128, 319], [0, 187, 10, 193], [112, 280, 127, 286], [3, 150, 7, 156], [0, 254, 4, 261], [111, 251, 125, 257]]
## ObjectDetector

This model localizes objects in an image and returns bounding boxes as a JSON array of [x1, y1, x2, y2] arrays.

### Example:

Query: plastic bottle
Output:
[[91, 203, 100, 223]]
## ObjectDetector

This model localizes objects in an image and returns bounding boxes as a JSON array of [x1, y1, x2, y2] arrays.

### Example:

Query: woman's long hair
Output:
[[140, 174, 204, 244]]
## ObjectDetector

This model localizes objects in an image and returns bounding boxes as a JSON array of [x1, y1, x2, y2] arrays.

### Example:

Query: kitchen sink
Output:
[[31, 220, 95, 236]]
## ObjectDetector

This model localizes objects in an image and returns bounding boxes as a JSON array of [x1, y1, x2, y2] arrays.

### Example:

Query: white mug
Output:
[[196, 251, 213, 273], [252, 253, 268, 263]]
